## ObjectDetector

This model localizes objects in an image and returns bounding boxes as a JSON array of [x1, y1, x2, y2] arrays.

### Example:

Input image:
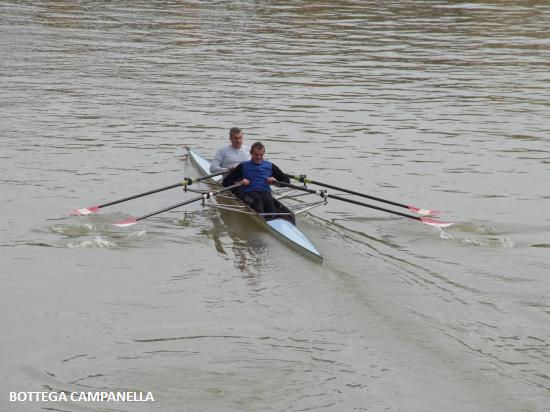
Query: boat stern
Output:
[[267, 219, 323, 262]]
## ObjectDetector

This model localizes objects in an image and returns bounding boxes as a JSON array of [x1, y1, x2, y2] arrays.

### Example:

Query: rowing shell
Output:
[[188, 148, 323, 262]]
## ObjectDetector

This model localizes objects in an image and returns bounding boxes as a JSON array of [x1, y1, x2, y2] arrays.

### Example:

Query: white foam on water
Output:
[[439, 229, 455, 241], [67, 236, 117, 249], [128, 230, 147, 239], [439, 227, 515, 248]]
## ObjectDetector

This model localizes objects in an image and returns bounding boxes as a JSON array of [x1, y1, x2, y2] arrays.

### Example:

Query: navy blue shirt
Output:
[[223, 160, 290, 192]]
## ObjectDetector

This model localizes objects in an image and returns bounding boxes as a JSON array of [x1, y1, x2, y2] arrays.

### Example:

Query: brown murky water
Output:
[[1, 1, 549, 410]]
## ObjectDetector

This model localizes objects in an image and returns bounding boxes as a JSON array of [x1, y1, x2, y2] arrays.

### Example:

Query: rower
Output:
[[222, 141, 290, 215], [209, 127, 250, 173]]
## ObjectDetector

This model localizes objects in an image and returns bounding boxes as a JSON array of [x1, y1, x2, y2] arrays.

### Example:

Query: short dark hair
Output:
[[229, 127, 242, 138], [250, 142, 265, 153]]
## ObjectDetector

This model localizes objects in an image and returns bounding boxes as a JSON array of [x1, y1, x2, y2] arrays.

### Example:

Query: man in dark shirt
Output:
[[223, 142, 290, 214]]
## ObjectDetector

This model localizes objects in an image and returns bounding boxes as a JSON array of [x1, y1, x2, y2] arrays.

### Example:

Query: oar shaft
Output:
[[136, 195, 203, 221], [98, 170, 226, 209], [135, 183, 242, 221], [328, 193, 420, 221], [99, 182, 182, 208], [303, 178, 408, 210], [279, 183, 421, 222]]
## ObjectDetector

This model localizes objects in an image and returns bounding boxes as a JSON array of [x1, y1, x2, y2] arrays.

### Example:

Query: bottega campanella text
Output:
[[10, 391, 155, 402]]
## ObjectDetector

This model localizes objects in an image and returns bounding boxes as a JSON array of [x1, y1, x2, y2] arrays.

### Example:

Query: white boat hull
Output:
[[187, 148, 323, 262]]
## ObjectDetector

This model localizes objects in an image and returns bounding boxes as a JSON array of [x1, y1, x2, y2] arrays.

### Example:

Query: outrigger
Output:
[[71, 148, 453, 262]]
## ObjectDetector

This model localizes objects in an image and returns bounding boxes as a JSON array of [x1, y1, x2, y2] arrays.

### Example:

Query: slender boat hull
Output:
[[187, 148, 323, 262]]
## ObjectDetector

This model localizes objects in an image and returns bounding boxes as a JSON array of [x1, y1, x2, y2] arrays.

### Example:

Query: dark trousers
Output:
[[232, 186, 245, 200], [242, 191, 277, 214]]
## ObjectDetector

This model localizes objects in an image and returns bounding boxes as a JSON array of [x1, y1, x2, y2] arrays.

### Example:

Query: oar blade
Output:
[[71, 206, 100, 216], [408, 206, 440, 217], [112, 218, 138, 228], [420, 217, 454, 228]]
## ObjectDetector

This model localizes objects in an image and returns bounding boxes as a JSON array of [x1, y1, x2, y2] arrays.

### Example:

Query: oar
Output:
[[277, 182, 453, 228], [288, 175, 440, 216], [112, 183, 243, 228], [71, 171, 226, 216]]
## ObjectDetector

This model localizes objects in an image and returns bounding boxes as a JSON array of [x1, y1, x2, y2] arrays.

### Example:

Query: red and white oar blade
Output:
[[112, 218, 138, 228], [408, 206, 440, 217], [71, 205, 100, 216], [420, 217, 454, 228]]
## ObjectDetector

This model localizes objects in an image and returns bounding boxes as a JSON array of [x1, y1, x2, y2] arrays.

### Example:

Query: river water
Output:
[[1, 1, 549, 411]]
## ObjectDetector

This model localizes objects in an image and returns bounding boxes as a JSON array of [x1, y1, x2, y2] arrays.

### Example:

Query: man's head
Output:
[[229, 127, 243, 149], [250, 142, 265, 164]]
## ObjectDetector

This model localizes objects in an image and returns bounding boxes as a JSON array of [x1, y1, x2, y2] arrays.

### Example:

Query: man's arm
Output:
[[209, 148, 227, 173], [271, 164, 290, 183], [222, 164, 244, 187]]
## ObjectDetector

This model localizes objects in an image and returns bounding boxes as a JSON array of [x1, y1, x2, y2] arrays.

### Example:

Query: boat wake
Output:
[[66, 236, 118, 249], [438, 227, 515, 248], [49, 217, 149, 249]]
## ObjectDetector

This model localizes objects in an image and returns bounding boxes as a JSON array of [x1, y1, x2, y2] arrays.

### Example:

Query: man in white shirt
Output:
[[209, 127, 250, 173]]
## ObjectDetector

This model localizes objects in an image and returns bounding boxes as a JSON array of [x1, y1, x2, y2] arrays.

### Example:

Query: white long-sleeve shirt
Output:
[[209, 144, 250, 173]]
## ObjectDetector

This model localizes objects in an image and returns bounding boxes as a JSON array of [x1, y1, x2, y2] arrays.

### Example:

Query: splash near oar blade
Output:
[[112, 218, 138, 228], [420, 217, 454, 228], [71, 206, 100, 216]]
